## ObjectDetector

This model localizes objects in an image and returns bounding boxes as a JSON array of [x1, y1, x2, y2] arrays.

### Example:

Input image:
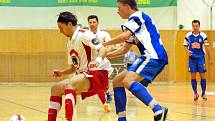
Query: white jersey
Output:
[[67, 26, 112, 74], [93, 27, 111, 42]]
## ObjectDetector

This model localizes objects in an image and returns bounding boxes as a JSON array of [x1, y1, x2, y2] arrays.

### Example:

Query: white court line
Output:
[[160, 100, 215, 110]]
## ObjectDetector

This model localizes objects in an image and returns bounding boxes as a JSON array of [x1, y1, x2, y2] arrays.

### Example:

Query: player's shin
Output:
[[65, 89, 77, 121], [48, 96, 62, 121], [128, 82, 162, 113], [114, 87, 127, 121]]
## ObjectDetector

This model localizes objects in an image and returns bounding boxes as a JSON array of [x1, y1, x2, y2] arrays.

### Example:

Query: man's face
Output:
[[192, 22, 200, 33], [88, 18, 99, 31], [57, 22, 72, 37], [117, 2, 129, 19]]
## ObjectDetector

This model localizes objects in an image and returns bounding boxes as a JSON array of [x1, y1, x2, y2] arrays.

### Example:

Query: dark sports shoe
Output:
[[194, 94, 199, 101], [201, 94, 207, 100], [106, 92, 112, 103], [154, 107, 169, 121]]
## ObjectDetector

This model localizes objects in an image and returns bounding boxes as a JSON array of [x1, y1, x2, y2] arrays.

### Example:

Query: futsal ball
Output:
[[9, 114, 26, 121]]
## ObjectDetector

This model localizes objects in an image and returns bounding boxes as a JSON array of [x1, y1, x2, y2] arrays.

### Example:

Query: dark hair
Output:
[[87, 15, 99, 22], [57, 11, 77, 25], [192, 20, 200, 26], [117, 0, 138, 11]]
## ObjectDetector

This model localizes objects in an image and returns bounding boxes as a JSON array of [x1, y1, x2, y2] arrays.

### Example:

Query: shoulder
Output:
[[186, 32, 192, 37], [78, 28, 86, 33], [200, 32, 207, 38]]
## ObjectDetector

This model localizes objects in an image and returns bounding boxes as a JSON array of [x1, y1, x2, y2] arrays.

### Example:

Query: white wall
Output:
[[0, 6, 176, 29], [177, 0, 215, 30]]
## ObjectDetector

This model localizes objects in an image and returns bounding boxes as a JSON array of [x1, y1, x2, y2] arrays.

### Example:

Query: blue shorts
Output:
[[127, 57, 167, 82], [189, 57, 206, 73]]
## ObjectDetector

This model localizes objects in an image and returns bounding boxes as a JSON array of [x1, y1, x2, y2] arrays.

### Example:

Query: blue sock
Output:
[[118, 117, 126, 121], [200, 79, 206, 95], [191, 79, 197, 94], [114, 87, 127, 120], [129, 82, 162, 113]]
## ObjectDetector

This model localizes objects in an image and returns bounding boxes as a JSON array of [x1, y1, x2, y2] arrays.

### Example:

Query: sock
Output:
[[118, 117, 127, 121], [129, 82, 162, 113], [97, 92, 106, 104], [65, 89, 77, 121], [139, 79, 151, 87], [48, 96, 62, 121], [191, 79, 197, 94], [114, 87, 127, 120], [201, 79, 206, 95]]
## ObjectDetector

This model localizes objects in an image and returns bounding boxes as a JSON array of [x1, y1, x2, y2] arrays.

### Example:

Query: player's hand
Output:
[[53, 69, 63, 77], [88, 61, 99, 68], [208, 59, 213, 65], [102, 42, 107, 47], [188, 50, 192, 56]]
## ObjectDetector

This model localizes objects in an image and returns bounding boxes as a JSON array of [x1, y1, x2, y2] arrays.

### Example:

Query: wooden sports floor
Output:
[[0, 82, 215, 121]]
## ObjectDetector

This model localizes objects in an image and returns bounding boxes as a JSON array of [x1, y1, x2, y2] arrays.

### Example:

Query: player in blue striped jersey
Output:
[[183, 20, 212, 101], [103, 0, 168, 121]]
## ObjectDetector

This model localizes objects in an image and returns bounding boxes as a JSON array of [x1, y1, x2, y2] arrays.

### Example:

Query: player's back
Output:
[[122, 11, 168, 63]]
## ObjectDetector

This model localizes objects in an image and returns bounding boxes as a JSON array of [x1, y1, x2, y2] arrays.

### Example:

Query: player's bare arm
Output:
[[184, 45, 192, 56], [205, 45, 212, 64], [107, 43, 132, 59], [53, 64, 77, 77], [103, 29, 132, 46], [88, 46, 107, 68]]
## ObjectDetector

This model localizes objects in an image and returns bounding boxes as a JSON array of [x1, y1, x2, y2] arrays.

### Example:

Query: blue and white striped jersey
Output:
[[122, 11, 168, 64], [184, 32, 209, 58]]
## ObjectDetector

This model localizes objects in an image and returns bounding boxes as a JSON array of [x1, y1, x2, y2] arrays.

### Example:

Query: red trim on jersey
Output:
[[17, 115, 22, 120], [69, 49, 79, 57], [79, 29, 85, 33], [82, 42, 91, 64], [69, 49, 80, 68]]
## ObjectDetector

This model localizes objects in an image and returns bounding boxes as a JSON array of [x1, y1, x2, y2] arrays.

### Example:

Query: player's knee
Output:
[[113, 78, 123, 88], [122, 79, 131, 89], [51, 82, 65, 94]]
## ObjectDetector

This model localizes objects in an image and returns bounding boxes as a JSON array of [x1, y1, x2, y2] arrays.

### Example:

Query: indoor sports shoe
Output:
[[194, 94, 199, 101], [154, 107, 168, 121], [103, 103, 111, 112], [106, 92, 112, 103], [201, 94, 207, 100]]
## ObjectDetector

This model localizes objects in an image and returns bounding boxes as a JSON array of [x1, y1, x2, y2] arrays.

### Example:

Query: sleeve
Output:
[[125, 36, 135, 44], [201, 32, 209, 46], [82, 31, 103, 49], [183, 33, 190, 46], [104, 32, 111, 42], [121, 16, 143, 34]]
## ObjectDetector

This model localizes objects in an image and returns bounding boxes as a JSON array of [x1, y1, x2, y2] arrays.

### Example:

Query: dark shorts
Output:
[[189, 57, 206, 73]]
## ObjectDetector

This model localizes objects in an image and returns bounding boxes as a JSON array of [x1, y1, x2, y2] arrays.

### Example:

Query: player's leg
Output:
[[123, 58, 168, 121], [191, 72, 199, 101], [113, 70, 128, 121], [106, 91, 112, 103], [48, 73, 90, 121], [97, 92, 111, 112], [198, 57, 207, 100], [189, 58, 199, 101], [97, 92, 107, 104]]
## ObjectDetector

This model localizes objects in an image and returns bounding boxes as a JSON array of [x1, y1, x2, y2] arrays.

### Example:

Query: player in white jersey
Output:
[[87, 15, 113, 112], [88, 15, 113, 52], [47, 11, 112, 121]]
